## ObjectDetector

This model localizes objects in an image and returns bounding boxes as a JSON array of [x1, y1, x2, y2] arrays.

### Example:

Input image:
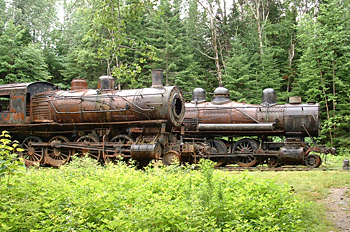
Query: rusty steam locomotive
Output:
[[180, 87, 335, 167], [0, 70, 211, 167], [0, 69, 334, 168]]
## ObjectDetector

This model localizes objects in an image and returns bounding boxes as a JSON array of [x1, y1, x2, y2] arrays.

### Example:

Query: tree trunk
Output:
[[195, 0, 223, 86]]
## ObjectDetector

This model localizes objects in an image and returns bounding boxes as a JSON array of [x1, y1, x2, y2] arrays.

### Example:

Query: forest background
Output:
[[0, 0, 349, 148]]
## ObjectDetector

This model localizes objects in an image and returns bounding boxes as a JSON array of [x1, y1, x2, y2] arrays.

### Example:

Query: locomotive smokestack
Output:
[[152, 69, 163, 87]]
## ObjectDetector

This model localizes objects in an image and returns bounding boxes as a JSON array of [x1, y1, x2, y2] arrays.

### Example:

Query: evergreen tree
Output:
[[181, 0, 218, 95], [145, 0, 185, 86], [224, 0, 284, 104], [296, 0, 350, 147], [0, 21, 50, 84]]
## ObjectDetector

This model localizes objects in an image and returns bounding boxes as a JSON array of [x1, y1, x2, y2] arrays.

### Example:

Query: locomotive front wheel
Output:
[[266, 156, 280, 168], [105, 135, 134, 163], [20, 136, 44, 166], [207, 139, 228, 167], [305, 154, 322, 168], [162, 151, 181, 166], [233, 139, 259, 167], [75, 135, 101, 161], [45, 136, 70, 167]]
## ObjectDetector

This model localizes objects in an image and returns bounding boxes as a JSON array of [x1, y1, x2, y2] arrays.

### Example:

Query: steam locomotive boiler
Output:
[[180, 87, 335, 168], [0, 70, 211, 167]]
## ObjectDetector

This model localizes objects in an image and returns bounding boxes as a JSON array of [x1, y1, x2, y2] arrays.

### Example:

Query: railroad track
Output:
[[216, 166, 337, 172]]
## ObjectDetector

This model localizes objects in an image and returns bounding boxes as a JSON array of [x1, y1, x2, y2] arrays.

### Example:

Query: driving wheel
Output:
[[233, 138, 259, 167], [45, 136, 70, 167], [207, 139, 228, 167], [75, 135, 101, 160], [20, 136, 44, 166]]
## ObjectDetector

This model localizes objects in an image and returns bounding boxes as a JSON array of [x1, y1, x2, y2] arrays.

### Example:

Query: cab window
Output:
[[0, 95, 10, 112]]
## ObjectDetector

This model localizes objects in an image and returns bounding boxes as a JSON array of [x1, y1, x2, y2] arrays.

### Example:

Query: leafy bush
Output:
[[0, 131, 24, 187], [0, 158, 311, 231]]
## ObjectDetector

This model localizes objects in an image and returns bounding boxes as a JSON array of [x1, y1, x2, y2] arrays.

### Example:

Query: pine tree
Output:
[[0, 21, 50, 84], [296, 0, 350, 147]]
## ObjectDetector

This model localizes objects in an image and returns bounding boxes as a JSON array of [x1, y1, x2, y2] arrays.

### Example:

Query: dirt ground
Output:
[[325, 187, 350, 232]]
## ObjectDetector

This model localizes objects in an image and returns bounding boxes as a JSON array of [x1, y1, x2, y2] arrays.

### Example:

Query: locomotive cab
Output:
[[0, 82, 56, 124]]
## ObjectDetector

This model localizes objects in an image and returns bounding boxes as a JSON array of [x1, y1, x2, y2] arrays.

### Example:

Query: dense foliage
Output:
[[0, 157, 313, 231], [0, 0, 348, 147], [0, 131, 24, 186]]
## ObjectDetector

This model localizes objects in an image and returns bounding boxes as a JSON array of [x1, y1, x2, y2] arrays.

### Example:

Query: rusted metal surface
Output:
[[71, 79, 88, 90], [32, 84, 185, 128], [151, 69, 164, 87], [131, 143, 162, 160], [197, 123, 276, 131], [45, 136, 71, 167], [184, 96, 320, 137], [0, 82, 56, 125], [97, 76, 115, 90], [306, 146, 336, 156], [162, 150, 181, 165], [0, 70, 189, 167], [262, 88, 276, 106]]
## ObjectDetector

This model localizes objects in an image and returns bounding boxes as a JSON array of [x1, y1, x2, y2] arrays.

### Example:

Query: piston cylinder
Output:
[[279, 147, 304, 163], [130, 143, 162, 160]]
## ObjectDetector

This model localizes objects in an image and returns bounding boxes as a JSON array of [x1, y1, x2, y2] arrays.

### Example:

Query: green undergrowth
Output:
[[0, 157, 315, 232]]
